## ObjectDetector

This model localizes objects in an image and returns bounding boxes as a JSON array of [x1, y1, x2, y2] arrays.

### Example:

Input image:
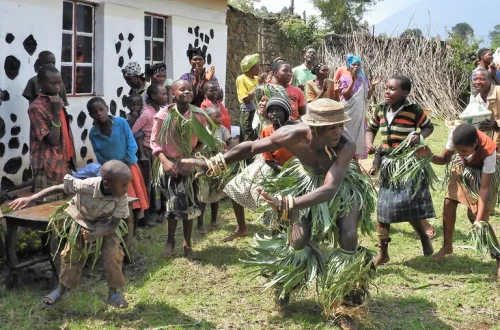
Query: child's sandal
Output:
[[41, 289, 66, 307], [107, 292, 128, 309]]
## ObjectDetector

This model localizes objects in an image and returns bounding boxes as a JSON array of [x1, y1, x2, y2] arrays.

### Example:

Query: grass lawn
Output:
[[1, 119, 500, 329]]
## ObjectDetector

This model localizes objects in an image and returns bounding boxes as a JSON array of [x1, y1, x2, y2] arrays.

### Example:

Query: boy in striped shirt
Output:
[[365, 75, 435, 266]]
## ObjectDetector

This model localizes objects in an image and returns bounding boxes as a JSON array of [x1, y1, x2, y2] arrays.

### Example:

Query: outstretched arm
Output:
[[10, 184, 65, 210]]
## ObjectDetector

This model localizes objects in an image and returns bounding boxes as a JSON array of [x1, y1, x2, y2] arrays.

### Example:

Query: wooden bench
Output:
[[3, 197, 138, 288]]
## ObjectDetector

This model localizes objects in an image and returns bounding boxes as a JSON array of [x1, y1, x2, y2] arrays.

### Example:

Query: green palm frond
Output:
[[317, 247, 376, 316], [467, 221, 500, 257], [240, 233, 325, 299], [380, 132, 439, 194]]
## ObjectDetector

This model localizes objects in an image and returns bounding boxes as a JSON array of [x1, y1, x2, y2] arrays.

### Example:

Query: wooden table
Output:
[[3, 197, 138, 288]]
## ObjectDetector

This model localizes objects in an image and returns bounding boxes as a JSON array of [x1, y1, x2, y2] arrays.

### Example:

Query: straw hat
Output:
[[302, 99, 351, 126]]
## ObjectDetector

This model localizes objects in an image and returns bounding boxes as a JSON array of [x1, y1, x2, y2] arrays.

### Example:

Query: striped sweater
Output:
[[367, 100, 433, 151]]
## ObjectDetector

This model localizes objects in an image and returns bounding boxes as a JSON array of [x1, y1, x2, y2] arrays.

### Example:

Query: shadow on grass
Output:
[[403, 254, 496, 276], [369, 295, 452, 330], [195, 244, 243, 269], [268, 298, 326, 327]]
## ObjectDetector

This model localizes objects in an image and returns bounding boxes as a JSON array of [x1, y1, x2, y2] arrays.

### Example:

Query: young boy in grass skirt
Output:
[[151, 80, 215, 259], [417, 124, 500, 278], [9, 160, 132, 308], [365, 76, 435, 266], [183, 99, 377, 330], [221, 96, 295, 242]]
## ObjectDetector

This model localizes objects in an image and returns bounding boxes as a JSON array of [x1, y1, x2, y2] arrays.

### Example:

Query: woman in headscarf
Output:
[[122, 62, 151, 103], [305, 63, 339, 102], [146, 62, 173, 104], [180, 47, 218, 107], [236, 53, 261, 142], [338, 54, 380, 159]]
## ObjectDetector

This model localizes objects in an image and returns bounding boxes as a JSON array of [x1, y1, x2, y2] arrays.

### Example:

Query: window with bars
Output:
[[144, 14, 166, 73], [61, 0, 95, 95]]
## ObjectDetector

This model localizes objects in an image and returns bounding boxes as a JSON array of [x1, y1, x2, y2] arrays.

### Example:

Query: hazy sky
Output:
[[255, 0, 420, 25]]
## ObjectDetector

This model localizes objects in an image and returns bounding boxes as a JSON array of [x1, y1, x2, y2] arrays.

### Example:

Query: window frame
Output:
[[61, 0, 96, 96], [144, 12, 167, 69]]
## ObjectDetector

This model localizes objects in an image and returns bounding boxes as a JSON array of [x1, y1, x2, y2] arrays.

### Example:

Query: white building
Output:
[[0, 0, 228, 188]]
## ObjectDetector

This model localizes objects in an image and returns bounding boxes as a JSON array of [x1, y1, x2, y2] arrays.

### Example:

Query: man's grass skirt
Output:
[[240, 158, 377, 318]]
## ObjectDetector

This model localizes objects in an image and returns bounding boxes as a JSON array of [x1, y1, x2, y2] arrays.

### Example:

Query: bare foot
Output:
[[374, 253, 390, 266], [164, 241, 175, 259], [198, 225, 207, 236], [421, 236, 434, 256], [339, 316, 358, 330], [433, 246, 453, 261], [496, 259, 500, 279], [222, 231, 249, 243], [183, 246, 196, 259], [210, 222, 218, 229]]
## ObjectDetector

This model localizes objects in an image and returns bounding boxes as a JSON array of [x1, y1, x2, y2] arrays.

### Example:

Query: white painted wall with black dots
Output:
[[0, 0, 228, 188]]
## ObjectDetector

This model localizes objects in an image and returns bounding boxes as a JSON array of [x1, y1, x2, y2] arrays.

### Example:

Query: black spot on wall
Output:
[[210, 29, 214, 39], [22, 143, 29, 155], [81, 129, 88, 141], [202, 45, 207, 55], [1, 177, 15, 191], [4, 157, 22, 174], [207, 54, 212, 65], [194, 39, 199, 48], [128, 33, 134, 41], [5, 33, 15, 44], [115, 42, 122, 54], [10, 113, 17, 122], [188, 27, 193, 34], [119, 110, 126, 119], [200, 33, 204, 42], [8, 137, 19, 149], [4, 55, 21, 80], [127, 48, 133, 59], [80, 146, 87, 158], [22, 35, 37, 55], [194, 26, 199, 37], [117, 87, 123, 98], [0, 143, 5, 157], [0, 116, 5, 139], [87, 159, 94, 165], [110, 100, 117, 116], [205, 35, 210, 44], [118, 33, 124, 41], [118, 56, 124, 68], [188, 43, 193, 50], [121, 95, 129, 108], [68, 114, 73, 123], [10, 126, 20, 136], [77, 111, 86, 128], [1, 90, 10, 101], [22, 168, 32, 183]]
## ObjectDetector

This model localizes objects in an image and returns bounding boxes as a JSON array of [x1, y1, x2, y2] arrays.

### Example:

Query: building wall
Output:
[[0, 0, 227, 188]]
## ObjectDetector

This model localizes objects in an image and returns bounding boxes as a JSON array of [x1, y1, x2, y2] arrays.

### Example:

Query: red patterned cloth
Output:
[[28, 94, 75, 182]]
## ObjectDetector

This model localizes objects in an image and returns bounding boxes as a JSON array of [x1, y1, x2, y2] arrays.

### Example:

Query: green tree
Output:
[[311, 0, 377, 33], [400, 28, 423, 39], [492, 35, 500, 50], [278, 15, 323, 50], [229, 0, 255, 13], [451, 22, 474, 40], [489, 24, 500, 40], [280, 6, 291, 15]]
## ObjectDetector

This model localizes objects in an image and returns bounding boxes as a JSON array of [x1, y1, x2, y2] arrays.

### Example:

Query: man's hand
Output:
[[162, 159, 178, 177], [478, 119, 498, 132], [371, 77, 382, 86], [410, 133, 420, 146], [367, 167, 377, 175], [256, 188, 279, 212], [205, 66, 215, 81], [181, 158, 207, 178], [50, 95, 63, 116], [351, 68, 359, 79], [9, 197, 35, 211], [415, 146, 432, 159], [81, 228, 97, 242]]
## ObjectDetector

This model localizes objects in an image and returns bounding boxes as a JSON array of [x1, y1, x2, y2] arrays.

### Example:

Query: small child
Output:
[[126, 93, 144, 128], [197, 106, 236, 233], [9, 160, 132, 308], [23, 51, 69, 106], [151, 80, 211, 259], [132, 84, 168, 226], [87, 97, 149, 215], [200, 81, 231, 132], [28, 66, 76, 200], [417, 124, 500, 278]]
